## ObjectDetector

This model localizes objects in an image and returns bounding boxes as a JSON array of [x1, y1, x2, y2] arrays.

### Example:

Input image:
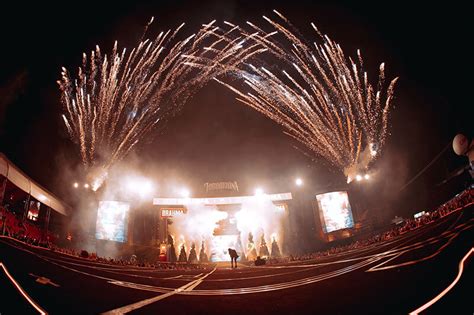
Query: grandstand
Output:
[[1, 153, 69, 247]]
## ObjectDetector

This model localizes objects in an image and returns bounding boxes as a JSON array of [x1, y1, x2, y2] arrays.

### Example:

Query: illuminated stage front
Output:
[[153, 193, 292, 262], [153, 193, 292, 206]]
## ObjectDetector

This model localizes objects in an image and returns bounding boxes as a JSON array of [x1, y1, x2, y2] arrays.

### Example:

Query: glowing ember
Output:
[[214, 11, 398, 182], [59, 17, 266, 190]]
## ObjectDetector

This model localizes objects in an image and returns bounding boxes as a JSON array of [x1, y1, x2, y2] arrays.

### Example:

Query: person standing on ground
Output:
[[228, 248, 239, 268]]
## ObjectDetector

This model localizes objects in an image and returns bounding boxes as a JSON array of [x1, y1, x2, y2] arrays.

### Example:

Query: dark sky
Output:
[[0, 0, 472, 218]]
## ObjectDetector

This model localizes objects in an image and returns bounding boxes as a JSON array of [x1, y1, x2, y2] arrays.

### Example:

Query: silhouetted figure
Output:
[[259, 233, 270, 257], [247, 232, 258, 261], [270, 236, 281, 258], [228, 248, 239, 268], [167, 234, 177, 263], [199, 240, 208, 262], [188, 243, 198, 263], [178, 244, 188, 262]]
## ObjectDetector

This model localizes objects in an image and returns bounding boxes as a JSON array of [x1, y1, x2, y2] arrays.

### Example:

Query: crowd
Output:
[[1, 205, 209, 270], [2, 188, 473, 268], [281, 187, 474, 263], [0, 206, 56, 247], [53, 248, 209, 270], [397, 187, 473, 234]]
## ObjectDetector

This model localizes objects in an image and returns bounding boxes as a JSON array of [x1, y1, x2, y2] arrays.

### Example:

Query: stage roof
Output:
[[0, 153, 69, 216], [153, 192, 292, 206]]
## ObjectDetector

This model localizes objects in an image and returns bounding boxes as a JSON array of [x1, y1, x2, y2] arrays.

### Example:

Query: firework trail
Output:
[[215, 11, 398, 182], [58, 18, 266, 190]]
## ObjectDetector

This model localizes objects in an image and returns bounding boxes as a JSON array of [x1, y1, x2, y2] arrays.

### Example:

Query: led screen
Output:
[[95, 201, 130, 242], [316, 191, 354, 233], [27, 201, 40, 221]]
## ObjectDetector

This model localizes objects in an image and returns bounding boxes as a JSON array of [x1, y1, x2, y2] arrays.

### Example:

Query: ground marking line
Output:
[[0, 262, 48, 314], [0, 239, 180, 289], [367, 221, 473, 272], [109, 257, 382, 296], [32, 255, 190, 280], [409, 247, 473, 314], [102, 267, 216, 314], [28, 273, 60, 287], [184, 280, 203, 291]]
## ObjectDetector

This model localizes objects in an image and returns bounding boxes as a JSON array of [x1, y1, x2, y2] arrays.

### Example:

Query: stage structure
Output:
[[153, 182, 292, 262]]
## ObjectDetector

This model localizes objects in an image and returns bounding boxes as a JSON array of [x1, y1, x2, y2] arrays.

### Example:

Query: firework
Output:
[[58, 18, 266, 190], [215, 11, 398, 182]]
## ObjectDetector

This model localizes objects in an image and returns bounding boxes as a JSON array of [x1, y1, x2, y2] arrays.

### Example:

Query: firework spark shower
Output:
[[58, 17, 267, 190], [215, 11, 398, 182]]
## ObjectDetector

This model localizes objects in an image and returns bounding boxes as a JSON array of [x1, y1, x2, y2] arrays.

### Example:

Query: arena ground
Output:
[[1, 205, 472, 314]]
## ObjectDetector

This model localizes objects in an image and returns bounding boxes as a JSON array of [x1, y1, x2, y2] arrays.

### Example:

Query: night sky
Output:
[[0, 0, 472, 219]]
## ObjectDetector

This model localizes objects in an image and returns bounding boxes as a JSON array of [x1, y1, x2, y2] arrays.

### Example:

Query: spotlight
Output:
[[181, 188, 190, 198], [364, 174, 370, 180], [126, 177, 154, 198], [73, 182, 79, 188], [295, 178, 303, 186], [84, 183, 90, 189], [356, 175, 362, 181], [255, 188, 264, 196], [271, 233, 278, 241]]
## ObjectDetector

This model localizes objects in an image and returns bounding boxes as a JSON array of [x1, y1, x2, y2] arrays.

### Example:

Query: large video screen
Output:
[[95, 201, 130, 242], [316, 191, 354, 233]]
